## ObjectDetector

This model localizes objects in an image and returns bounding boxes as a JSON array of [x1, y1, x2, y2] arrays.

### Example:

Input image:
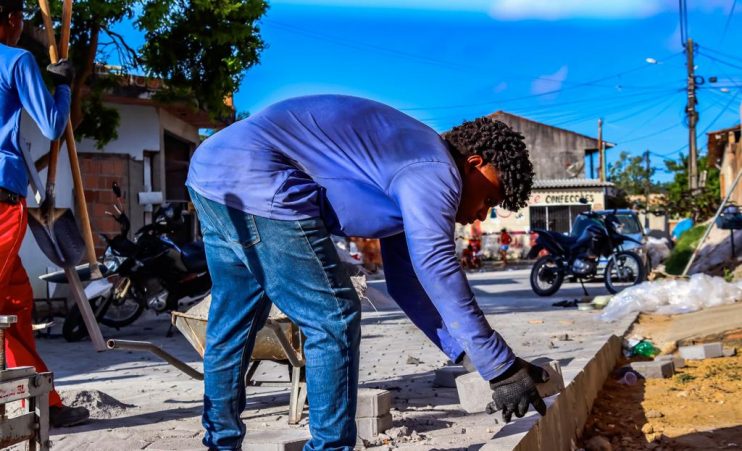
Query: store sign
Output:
[[530, 190, 602, 205], [544, 193, 595, 204]]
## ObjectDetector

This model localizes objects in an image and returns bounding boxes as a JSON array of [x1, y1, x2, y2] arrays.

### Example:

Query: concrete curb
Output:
[[481, 313, 639, 451]]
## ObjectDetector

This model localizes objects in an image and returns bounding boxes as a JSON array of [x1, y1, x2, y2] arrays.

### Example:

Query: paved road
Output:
[[25, 268, 630, 450]]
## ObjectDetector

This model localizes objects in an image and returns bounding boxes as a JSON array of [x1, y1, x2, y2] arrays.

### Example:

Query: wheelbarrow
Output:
[[107, 296, 308, 424]]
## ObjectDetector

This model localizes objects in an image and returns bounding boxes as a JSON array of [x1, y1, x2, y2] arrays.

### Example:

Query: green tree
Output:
[[661, 154, 720, 222], [607, 151, 657, 196], [21, 0, 267, 148]]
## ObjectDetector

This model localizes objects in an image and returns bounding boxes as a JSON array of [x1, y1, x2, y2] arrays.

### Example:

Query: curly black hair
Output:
[[443, 117, 535, 211]]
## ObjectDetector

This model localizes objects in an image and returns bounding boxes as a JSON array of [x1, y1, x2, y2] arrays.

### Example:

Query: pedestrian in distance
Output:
[[499, 227, 513, 266], [187, 94, 549, 450], [0, 0, 89, 427]]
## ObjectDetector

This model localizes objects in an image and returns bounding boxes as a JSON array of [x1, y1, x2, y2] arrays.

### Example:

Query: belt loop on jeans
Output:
[[0, 188, 21, 205]]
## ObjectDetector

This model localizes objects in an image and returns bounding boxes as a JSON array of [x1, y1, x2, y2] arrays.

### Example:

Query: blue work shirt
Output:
[[187, 95, 515, 380], [0, 44, 70, 195]]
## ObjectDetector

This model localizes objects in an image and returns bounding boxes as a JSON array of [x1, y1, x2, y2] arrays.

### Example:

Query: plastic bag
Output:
[[600, 274, 742, 322]]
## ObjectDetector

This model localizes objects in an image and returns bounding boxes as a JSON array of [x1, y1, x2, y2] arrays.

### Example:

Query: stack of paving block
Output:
[[356, 388, 393, 441]]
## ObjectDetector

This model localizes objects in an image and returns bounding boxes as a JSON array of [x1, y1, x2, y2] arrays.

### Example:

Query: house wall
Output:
[[719, 133, 741, 206], [76, 104, 160, 160], [489, 113, 598, 180]]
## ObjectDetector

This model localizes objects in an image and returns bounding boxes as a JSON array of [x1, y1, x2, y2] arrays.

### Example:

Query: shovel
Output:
[[27, 0, 106, 351]]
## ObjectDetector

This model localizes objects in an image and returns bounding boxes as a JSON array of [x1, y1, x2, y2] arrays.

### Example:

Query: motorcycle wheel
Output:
[[100, 294, 145, 328], [604, 251, 646, 294], [62, 304, 88, 342], [530, 255, 565, 296]]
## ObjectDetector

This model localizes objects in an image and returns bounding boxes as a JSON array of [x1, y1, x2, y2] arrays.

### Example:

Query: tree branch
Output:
[[101, 27, 140, 69], [71, 25, 100, 129]]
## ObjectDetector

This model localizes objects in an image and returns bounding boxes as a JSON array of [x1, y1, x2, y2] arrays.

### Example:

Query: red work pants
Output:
[[0, 199, 62, 407]]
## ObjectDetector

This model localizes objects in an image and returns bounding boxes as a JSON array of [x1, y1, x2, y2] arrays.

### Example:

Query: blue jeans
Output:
[[189, 189, 361, 450]]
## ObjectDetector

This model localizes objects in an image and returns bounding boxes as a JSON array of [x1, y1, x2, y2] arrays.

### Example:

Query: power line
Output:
[[698, 51, 742, 71], [719, 0, 738, 47], [620, 121, 685, 145], [399, 53, 684, 112], [618, 93, 683, 141], [701, 46, 742, 65], [417, 87, 680, 124], [679, 0, 689, 45]]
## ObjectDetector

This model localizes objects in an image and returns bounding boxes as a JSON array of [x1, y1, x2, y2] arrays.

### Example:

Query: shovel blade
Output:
[[28, 208, 86, 266]]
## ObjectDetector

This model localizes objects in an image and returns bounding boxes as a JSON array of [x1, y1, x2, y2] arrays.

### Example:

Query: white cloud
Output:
[[270, 0, 494, 13], [531, 65, 568, 95], [270, 0, 735, 18], [489, 0, 665, 20]]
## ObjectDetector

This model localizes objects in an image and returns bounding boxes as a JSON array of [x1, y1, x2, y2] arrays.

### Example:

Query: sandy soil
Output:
[[580, 331, 742, 451]]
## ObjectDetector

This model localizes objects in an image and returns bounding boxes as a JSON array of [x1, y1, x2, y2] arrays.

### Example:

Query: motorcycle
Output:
[[42, 183, 211, 342], [527, 204, 646, 296]]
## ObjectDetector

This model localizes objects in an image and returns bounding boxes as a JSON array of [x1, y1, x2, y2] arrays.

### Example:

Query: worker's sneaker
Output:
[[49, 405, 90, 428]]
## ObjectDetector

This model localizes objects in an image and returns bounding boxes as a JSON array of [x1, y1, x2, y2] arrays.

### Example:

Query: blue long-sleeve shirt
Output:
[[0, 45, 71, 196], [187, 95, 515, 379]]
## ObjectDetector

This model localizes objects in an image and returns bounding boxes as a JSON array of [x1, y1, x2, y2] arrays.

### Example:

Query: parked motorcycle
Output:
[[527, 203, 646, 296], [42, 183, 211, 342]]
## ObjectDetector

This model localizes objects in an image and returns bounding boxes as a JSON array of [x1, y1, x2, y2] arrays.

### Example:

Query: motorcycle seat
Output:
[[181, 241, 208, 273], [552, 233, 578, 247]]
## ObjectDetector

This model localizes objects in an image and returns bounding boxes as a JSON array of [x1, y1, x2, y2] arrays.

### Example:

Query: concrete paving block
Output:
[[243, 429, 311, 451], [530, 359, 565, 398], [455, 371, 493, 414], [456, 360, 565, 414], [433, 365, 468, 388], [356, 388, 391, 418], [629, 360, 674, 379], [656, 354, 686, 369], [356, 413, 393, 440], [679, 342, 723, 360]]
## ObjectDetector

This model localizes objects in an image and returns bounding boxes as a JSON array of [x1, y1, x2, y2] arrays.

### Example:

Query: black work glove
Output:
[[486, 357, 549, 423], [46, 59, 75, 87]]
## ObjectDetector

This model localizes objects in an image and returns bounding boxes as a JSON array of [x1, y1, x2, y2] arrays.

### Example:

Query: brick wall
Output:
[[78, 154, 131, 255]]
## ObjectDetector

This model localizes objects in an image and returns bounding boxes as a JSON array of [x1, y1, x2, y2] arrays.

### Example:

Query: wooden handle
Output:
[[59, 0, 72, 59], [39, 0, 60, 206], [64, 125, 102, 279], [38, 0, 58, 64], [44, 141, 61, 190]]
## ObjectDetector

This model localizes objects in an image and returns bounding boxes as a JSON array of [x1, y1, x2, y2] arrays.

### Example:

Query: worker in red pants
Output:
[[1, 0, 88, 427]]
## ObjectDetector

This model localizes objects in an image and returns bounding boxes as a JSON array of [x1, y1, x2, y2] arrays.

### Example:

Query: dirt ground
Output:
[[579, 330, 742, 451]]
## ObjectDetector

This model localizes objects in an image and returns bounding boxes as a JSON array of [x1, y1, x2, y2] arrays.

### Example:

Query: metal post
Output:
[[645, 150, 651, 229], [598, 118, 605, 182]]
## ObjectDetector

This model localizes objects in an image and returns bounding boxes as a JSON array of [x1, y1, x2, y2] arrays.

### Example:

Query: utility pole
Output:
[[645, 150, 651, 229], [598, 118, 605, 182], [685, 37, 699, 191]]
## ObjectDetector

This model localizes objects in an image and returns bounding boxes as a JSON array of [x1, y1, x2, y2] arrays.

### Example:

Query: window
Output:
[[530, 204, 591, 234]]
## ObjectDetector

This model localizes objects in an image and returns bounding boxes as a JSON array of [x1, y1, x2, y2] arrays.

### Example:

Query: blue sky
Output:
[[120, 0, 741, 182]]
